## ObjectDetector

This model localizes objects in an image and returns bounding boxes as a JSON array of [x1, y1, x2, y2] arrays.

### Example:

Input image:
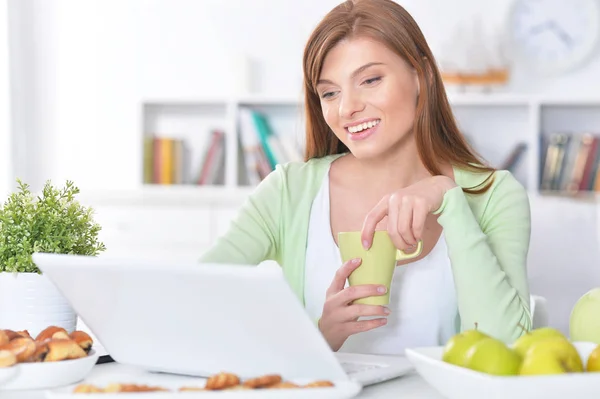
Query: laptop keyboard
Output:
[[341, 361, 389, 375]]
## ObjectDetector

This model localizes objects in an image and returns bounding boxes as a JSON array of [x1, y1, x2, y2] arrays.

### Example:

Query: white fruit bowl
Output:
[[406, 341, 600, 399], [0, 350, 99, 391]]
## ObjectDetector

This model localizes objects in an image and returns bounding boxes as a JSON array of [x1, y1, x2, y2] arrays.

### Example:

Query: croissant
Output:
[[73, 384, 103, 393], [16, 330, 32, 339], [26, 341, 51, 363], [304, 380, 335, 388], [0, 330, 8, 347], [205, 372, 241, 390], [35, 326, 69, 342], [3, 330, 31, 341], [268, 381, 301, 389], [242, 374, 282, 388], [0, 350, 17, 368], [103, 384, 168, 392], [69, 331, 93, 353], [44, 339, 87, 362], [0, 337, 37, 363]]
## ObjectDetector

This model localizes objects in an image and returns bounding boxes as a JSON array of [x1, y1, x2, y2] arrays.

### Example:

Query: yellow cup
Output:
[[338, 231, 423, 305]]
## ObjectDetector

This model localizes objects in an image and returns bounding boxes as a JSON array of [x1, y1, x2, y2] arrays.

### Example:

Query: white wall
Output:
[[7, 0, 59, 192], [8, 0, 600, 191], [0, 0, 11, 199], [6, 0, 600, 334]]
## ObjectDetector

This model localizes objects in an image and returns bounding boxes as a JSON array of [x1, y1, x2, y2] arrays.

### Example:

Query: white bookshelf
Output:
[[136, 93, 600, 203], [61, 93, 600, 319], [141, 94, 305, 190]]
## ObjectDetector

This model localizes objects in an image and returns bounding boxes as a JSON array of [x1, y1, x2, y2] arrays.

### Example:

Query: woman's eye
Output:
[[364, 77, 381, 85], [321, 91, 335, 99]]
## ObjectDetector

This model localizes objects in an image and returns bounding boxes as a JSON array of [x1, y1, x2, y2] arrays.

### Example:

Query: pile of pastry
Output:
[[74, 372, 335, 393], [0, 325, 93, 367]]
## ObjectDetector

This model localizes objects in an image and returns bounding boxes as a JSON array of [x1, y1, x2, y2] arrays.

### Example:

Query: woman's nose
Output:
[[338, 92, 365, 120]]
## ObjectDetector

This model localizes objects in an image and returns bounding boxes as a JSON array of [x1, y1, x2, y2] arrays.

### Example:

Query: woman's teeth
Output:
[[348, 119, 380, 133]]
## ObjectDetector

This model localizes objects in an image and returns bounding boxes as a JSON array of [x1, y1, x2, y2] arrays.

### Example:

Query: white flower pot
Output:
[[0, 272, 77, 338]]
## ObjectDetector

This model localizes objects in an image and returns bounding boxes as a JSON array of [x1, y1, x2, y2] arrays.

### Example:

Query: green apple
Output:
[[519, 337, 584, 375], [586, 344, 600, 372], [570, 288, 600, 344], [463, 338, 521, 376], [442, 328, 490, 367], [512, 327, 567, 358]]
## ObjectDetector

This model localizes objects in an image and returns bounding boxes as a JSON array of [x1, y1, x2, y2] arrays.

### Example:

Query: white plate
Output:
[[0, 366, 18, 387], [406, 341, 600, 399], [45, 373, 361, 399], [0, 350, 99, 391]]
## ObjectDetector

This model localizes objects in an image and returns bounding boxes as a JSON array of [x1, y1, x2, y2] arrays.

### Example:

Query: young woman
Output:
[[200, 0, 532, 354]]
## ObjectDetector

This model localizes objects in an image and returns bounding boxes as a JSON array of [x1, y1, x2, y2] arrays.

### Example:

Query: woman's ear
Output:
[[416, 78, 420, 97], [413, 68, 421, 97]]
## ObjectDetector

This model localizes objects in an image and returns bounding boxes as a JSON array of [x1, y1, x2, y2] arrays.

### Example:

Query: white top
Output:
[[304, 167, 459, 355]]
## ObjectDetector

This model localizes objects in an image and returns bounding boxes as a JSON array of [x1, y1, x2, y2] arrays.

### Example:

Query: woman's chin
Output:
[[346, 145, 389, 161]]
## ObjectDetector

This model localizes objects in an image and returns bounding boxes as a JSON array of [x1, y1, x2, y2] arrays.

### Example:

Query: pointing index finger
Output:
[[361, 196, 389, 249]]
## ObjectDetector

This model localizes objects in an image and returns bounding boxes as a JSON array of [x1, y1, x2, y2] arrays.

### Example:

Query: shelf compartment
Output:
[[142, 102, 230, 187], [539, 105, 600, 194], [452, 104, 531, 189]]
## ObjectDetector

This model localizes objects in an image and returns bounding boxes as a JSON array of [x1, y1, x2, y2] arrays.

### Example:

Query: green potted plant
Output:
[[0, 179, 106, 336]]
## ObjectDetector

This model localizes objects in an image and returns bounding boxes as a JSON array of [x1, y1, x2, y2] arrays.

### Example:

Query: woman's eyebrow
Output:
[[317, 62, 385, 86]]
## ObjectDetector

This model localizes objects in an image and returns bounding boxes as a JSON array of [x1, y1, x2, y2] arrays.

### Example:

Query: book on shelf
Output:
[[540, 132, 600, 193], [499, 142, 527, 172], [144, 136, 190, 185], [463, 132, 528, 175], [143, 131, 226, 186], [238, 107, 303, 185], [196, 130, 226, 185]]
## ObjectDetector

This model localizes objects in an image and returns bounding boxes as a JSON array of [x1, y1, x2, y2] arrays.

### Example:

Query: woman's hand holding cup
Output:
[[318, 257, 390, 351]]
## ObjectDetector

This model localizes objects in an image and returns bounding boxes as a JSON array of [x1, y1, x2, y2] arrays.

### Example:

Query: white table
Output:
[[3, 362, 445, 398]]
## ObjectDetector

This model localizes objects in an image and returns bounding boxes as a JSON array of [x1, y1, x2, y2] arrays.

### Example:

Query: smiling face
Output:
[[316, 36, 420, 160]]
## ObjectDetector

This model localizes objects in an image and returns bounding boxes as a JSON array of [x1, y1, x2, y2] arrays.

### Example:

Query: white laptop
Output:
[[32, 253, 413, 386]]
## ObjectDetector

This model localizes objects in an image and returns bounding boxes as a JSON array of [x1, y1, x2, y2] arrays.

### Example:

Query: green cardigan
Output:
[[199, 154, 532, 343]]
